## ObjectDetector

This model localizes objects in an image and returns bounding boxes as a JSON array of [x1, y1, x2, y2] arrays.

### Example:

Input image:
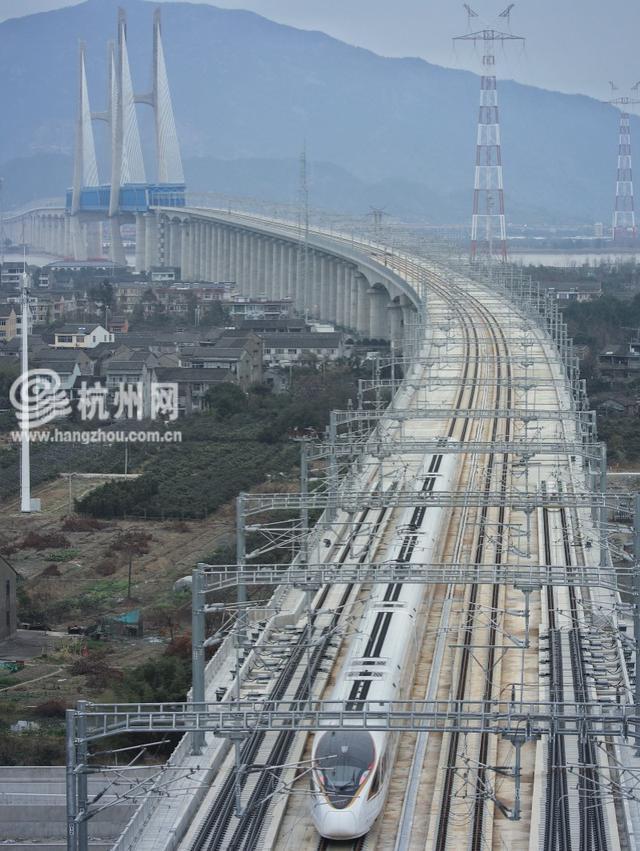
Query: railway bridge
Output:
[[52, 212, 640, 851]]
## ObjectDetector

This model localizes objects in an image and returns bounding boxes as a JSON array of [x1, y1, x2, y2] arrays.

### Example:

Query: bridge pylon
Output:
[[66, 6, 185, 266]]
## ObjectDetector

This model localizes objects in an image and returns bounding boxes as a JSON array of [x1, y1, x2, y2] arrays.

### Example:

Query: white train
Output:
[[310, 451, 458, 840]]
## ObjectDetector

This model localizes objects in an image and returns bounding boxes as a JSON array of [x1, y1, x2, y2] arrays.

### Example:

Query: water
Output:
[[510, 251, 640, 268]]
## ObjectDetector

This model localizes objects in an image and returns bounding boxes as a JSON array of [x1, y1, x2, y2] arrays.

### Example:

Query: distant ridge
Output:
[[0, 0, 628, 223]]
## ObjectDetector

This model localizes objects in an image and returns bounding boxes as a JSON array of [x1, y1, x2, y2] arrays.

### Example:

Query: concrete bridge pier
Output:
[[64, 215, 73, 256], [319, 255, 330, 319], [347, 270, 359, 333], [143, 213, 158, 272], [233, 229, 242, 287], [368, 285, 389, 341], [169, 219, 181, 270], [135, 214, 146, 273], [109, 217, 126, 266], [212, 225, 221, 282], [170, 219, 181, 269], [86, 221, 101, 258], [388, 300, 404, 348], [206, 225, 215, 283], [70, 216, 88, 261], [180, 221, 191, 280], [250, 231, 259, 293], [400, 296, 419, 347], [237, 230, 248, 291], [355, 274, 370, 337]]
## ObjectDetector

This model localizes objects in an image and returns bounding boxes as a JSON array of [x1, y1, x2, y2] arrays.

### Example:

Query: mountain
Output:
[[0, 0, 629, 224]]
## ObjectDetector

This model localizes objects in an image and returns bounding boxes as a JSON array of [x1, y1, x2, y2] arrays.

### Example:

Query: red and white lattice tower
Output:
[[454, 5, 524, 262], [609, 83, 640, 244]]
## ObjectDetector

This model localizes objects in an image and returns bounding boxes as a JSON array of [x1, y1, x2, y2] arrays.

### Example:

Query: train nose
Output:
[[318, 810, 360, 839]]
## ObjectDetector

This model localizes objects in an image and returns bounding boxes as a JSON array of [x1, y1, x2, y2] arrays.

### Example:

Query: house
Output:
[[238, 318, 308, 334], [599, 344, 640, 379], [229, 297, 294, 321], [104, 357, 156, 418], [108, 316, 129, 334], [0, 261, 25, 291], [43, 259, 129, 287], [6, 292, 78, 327], [113, 282, 155, 313], [155, 367, 236, 415], [0, 559, 18, 640], [549, 280, 602, 304], [54, 323, 114, 350], [261, 332, 345, 367], [150, 266, 180, 283], [4, 296, 34, 336], [34, 349, 93, 391], [0, 304, 17, 342], [595, 397, 640, 416], [178, 331, 262, 389]]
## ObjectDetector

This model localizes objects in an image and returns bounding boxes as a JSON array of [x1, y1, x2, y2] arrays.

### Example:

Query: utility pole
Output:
[[20, 270, 33, 513], [369, 207, 387, 245], [298, 144, 310, 311], [0, 177, 5, 271], [454, 4, 524, 263], [608, 82, 640, 244]]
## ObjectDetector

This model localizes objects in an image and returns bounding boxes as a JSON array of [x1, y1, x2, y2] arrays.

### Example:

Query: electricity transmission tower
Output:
[[454, 4, 524, 263], [608, 82, 640, 244]]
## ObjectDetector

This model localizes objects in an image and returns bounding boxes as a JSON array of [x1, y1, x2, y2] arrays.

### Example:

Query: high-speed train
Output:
[[310, 451, 458, 839]]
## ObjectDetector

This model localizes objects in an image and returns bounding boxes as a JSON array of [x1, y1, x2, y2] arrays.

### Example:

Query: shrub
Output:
[[116, 655, 191, 703], [108, 530, 152, 554], [33, 700, 67, 719], [69, 655, 123, 690], [42, 564, 61, 577], [21, 531, 70, 551], [62, 516, 107, 532], [165, 521, 190, 533], [94, 558, 117, 576], [164, 634, 191, 659], [46, 549, 80, 563]]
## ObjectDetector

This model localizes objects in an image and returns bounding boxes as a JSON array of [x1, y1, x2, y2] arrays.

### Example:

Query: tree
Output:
[[204, 382, 247, 418], [110, 529, 151, 598], [200, 301, 229, 328]]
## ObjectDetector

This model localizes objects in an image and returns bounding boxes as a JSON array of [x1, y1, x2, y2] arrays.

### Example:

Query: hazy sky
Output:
[[2, 0, 638, 101]]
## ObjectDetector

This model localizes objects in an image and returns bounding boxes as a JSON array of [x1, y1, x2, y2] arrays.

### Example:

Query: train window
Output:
[[368, 767, 381, 798], [369, 753, 387, 798], [314, 731, 376, 809]]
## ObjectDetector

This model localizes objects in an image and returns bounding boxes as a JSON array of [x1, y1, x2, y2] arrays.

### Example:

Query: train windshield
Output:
[[314, 731, 376, 809]]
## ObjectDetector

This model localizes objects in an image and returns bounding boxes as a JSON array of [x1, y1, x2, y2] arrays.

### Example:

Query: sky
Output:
[[2, 0, 638, 101]]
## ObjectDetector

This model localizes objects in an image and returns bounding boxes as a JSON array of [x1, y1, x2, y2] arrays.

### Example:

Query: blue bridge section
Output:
[[66, 183, 186, 214]]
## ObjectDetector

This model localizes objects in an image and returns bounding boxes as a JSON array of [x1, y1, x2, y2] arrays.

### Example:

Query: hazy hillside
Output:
[[0, 0, 628, 223]]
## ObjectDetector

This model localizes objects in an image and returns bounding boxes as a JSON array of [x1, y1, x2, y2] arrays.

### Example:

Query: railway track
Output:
[[429, 278, 513, 851], [316, 838, 367, 851], [186, 243, 620, 851], [189, 253, 483, 851], [541, 503, 609, 851], [188, 500, 393, 851]]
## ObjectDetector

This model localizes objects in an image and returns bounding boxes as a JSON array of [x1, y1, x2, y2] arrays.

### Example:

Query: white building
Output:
[[54, 323, 114, 350]]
